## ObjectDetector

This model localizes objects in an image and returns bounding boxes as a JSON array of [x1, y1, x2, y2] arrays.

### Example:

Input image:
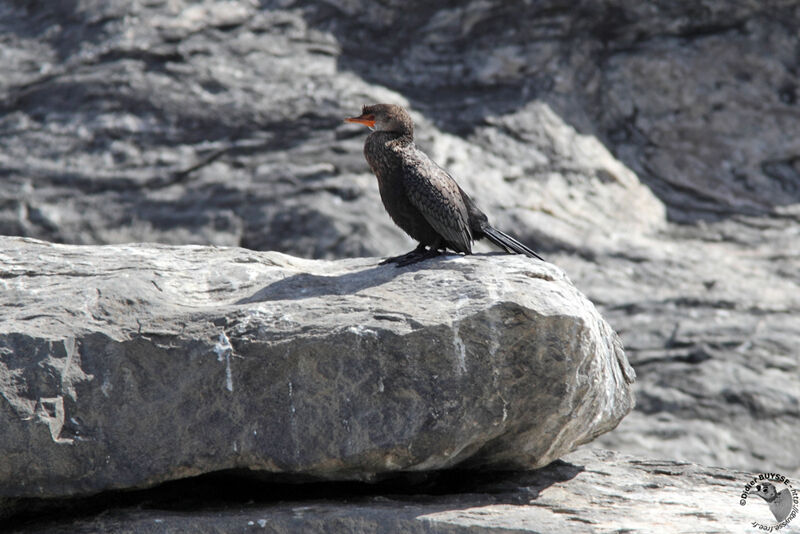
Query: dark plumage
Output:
[[345, 103, 544, 266]]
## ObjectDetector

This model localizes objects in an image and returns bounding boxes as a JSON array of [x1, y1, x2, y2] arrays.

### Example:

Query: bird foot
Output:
[[380, 246, 441, 267]]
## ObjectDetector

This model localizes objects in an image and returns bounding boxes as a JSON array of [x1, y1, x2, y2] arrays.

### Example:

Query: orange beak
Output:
[[344, 113, 376, 128]]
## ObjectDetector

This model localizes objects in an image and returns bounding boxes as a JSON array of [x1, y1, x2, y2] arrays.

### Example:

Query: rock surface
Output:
[[1, 0, 799, 476], [0, 236, 633, 500], [4, 448, 769, 533]]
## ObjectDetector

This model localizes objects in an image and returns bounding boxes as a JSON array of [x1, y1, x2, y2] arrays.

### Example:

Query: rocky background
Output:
[[1, 0, 799, 529]]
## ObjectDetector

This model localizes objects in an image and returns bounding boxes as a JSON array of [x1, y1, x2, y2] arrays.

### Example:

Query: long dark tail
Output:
[[481, 225, 545, 261]]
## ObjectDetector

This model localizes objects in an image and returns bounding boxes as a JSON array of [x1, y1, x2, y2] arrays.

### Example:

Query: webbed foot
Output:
[[380, 245, 441, 267]]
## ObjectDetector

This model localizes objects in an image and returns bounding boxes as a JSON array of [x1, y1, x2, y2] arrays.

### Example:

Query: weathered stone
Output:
[[3, 448, 768, 533], [0, 0, 664, 259], [0, 236, 633, 500], [568, 229, 800, 476], [2, 0, 800, 477]]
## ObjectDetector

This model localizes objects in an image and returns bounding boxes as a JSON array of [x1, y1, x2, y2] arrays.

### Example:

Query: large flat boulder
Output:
[[0, 237, 633, 500]]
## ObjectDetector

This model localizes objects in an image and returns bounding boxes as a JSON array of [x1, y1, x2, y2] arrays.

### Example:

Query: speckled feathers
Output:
[[348, 103, 544, 263]]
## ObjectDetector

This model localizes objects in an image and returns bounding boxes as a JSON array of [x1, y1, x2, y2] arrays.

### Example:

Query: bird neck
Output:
[[369, 129, 412, 145]]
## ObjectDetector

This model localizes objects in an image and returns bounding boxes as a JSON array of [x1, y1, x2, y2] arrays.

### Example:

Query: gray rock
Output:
[[2, 0, 799, 476], [0, 0, 663, 258], [0, 236, 633, 500], [4, 448, 767, 533], [558, 225, 800, 476]]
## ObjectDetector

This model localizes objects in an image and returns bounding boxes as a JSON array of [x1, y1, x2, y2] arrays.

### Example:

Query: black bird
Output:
[[345, 103, 544, 266]]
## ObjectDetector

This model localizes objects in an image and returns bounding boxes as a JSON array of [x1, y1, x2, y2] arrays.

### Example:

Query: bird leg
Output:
[[380, 244, 441, 267], [380, 244, 427, 265]]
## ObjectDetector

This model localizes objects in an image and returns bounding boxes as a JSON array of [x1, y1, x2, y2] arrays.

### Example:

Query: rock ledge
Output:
[[0, 237, 633, 500], [4, 448, 765, 534]]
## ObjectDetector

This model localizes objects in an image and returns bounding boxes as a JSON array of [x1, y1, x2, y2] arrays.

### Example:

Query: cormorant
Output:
[[345, 103, 544, 266]]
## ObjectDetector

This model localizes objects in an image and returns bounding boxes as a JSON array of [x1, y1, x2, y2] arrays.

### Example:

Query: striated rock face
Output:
[[0, 237, 633, 500], [4, 448, 762, 533], [0, 0, 666, 258], [2, 0, 799, 477]]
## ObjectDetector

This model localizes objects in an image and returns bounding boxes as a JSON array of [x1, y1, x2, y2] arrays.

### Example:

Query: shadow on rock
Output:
[[236, 255, 468, 303], [1, 459, 585, 532]]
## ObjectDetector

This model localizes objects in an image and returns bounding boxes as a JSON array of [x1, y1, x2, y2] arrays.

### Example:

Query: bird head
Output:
[[345, 104, 413, 136], [752, 482, 778, 502]]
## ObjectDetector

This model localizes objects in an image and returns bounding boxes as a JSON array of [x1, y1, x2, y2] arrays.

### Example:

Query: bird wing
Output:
[[773, 489, 793, 521], [396, 145, 472, 253]]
